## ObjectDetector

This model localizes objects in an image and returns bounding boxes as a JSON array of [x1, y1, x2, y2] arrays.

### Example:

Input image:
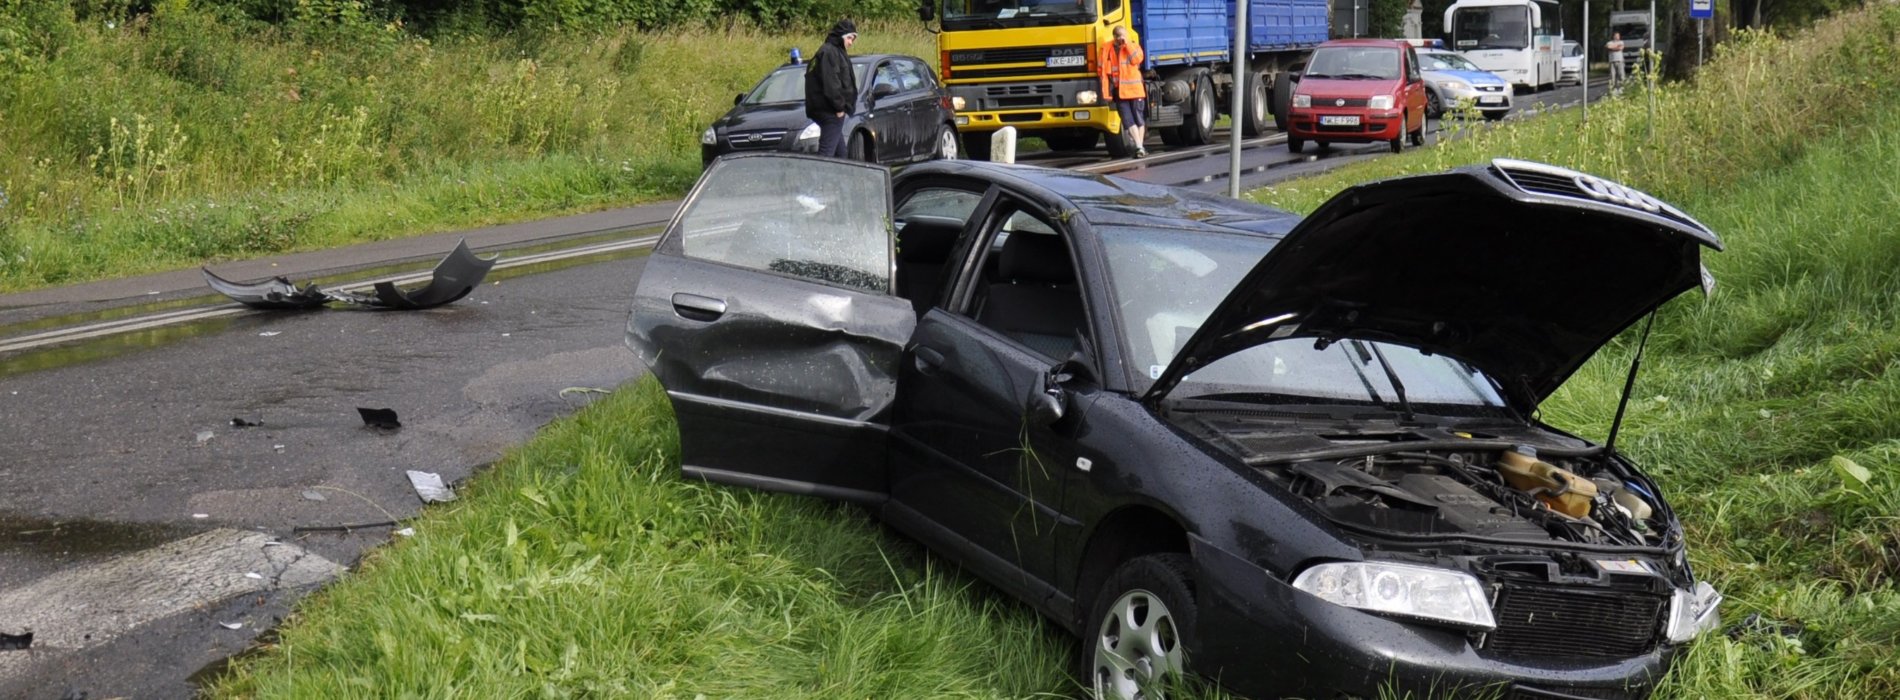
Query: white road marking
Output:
[[0, 528, 343, 681]]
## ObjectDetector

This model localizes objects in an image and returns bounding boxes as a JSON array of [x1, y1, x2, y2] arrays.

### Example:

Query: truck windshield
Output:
[[1451, 7, 1531, 50], [940, 0, 1097, 30]]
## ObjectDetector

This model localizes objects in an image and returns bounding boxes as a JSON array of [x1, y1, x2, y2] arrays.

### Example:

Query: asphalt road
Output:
[[0, 77, 1606, 699]]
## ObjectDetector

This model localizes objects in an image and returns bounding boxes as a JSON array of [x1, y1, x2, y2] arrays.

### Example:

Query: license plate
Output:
[[1046, 56, 1085, 68], [1480, 95, 1504, 104], [1319, 115, 1360, 126]]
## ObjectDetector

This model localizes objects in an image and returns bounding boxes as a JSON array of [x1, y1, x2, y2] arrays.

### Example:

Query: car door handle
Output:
[[671, 293, 727, 322], [914, 346, 945, 374]]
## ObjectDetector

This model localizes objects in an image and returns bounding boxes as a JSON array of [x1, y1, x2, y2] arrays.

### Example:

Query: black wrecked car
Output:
[[625, 153, 1724, 699], [701, 53, 960, 167]]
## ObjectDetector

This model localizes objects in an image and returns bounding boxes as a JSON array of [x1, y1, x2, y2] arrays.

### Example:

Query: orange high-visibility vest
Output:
[[1099, 38, 1146, 101]]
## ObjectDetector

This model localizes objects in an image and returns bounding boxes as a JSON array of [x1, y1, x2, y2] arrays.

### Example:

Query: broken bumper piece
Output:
[[202, 240, 498, 311]]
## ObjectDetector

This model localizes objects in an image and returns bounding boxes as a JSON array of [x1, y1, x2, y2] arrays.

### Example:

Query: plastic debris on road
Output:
[[357, 407, 401, 430], [406, 470, 456, 503]]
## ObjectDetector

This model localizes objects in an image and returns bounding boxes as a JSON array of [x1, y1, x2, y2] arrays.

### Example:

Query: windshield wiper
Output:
[[1363, 341, 1416, 422], [1338, 73, 1392, 80]]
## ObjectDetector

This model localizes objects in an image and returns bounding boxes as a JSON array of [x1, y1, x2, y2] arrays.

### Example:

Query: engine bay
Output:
[[1266, 447, 1667, 548]]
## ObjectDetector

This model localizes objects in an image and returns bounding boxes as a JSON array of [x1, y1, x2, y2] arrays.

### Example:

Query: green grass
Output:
[[209, 382, 1077, 698], [209, 6, 1900, 698], [0, 6, 934, 292]]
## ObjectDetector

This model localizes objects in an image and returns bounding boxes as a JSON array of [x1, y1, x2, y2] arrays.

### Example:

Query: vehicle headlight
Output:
[[1665, 581, 1723, 643], [795, 122, 821, 143], [1292, 94, 1311, 108], [1437, 79, 1470, 91], [952, 95, 967, 110], [700, 127, 718, 145], [1368, 95, 1395, 110], [1075, 90, 1098, 106], [1292, 561, 1496, 631]]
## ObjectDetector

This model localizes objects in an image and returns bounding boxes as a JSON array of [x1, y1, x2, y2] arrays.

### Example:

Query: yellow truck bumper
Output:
[[956, 107, 1122, 135]]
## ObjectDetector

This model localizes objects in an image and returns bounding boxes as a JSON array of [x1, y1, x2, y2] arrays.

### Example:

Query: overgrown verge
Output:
[[0, 2, 932, 292]]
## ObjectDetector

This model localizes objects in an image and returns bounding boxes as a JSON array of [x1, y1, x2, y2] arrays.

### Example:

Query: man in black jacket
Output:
[[804, 19, 859, 159]]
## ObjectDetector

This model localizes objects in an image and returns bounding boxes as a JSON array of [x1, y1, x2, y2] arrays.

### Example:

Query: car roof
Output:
[[901, 160, 1302, 238], [1317, 38, 1409, 49], [774, 53, 915, 71]]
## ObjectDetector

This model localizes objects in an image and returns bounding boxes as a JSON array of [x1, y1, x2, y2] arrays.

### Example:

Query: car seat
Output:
[[896, 216, 964, 316], [975, 231, 1085, 359]]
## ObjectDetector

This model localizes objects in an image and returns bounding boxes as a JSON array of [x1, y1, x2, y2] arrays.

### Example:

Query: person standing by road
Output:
[[805, 19, 860, 159], [1099, 26, 1148, 158], [1606, 33, 1627, 89]]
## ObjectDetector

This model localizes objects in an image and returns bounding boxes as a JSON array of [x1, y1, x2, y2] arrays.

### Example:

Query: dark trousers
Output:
[[815, 113, 849, 158]]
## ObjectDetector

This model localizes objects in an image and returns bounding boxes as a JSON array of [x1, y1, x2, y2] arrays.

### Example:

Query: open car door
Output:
[[626, 154, 915, 503]]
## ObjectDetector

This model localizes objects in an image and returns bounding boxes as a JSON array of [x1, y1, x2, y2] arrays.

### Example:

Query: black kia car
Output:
[[626, 154, 1725, 699], [700, 54, 960, 167]]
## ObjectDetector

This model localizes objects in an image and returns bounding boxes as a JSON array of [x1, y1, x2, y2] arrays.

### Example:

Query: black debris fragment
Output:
[[357, 407, 401, 430], [1726, 612, 1805, 645], [230, 417, 263, 428], [1, 630, 31, 651], [202, 239, 498, 311]]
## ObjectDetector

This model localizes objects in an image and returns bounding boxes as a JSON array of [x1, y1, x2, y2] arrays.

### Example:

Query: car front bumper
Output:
[[1286, 109, 1405, 142], [1441, 85, 1514, 112], [1189, 537, 1677, 699]]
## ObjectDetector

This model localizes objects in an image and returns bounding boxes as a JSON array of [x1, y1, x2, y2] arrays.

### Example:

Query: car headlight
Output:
[[1665, 581, 1723, 643], [952, 95, 967, 110], [1075, 90, 1098, 106], [1437, 80, 1470, 91], [1292, 94, 1310, 108], [1368, 95, 1395, 110], [1292, 561, 1496, 631], [700, 127, 718, 146], [795, 122, 821, 143]]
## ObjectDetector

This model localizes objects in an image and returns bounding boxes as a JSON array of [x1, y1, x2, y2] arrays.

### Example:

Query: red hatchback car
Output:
[[1287, 39, 1429, 154]]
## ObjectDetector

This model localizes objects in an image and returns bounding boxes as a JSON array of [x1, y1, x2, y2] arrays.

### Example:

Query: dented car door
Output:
[[626, 154, 915, 503]]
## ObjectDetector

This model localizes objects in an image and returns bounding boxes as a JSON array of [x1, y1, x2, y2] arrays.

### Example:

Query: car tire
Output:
[[934, 124, 959, 160], [1287, 136, 1304, 153], [1483, 110, 1507, 122], [961, 131, 993, 161], [1389, 132, 1403, 154], [849, 132, 872, 163], [1084, 554, 1198, 700], [1427, 90, 1443, 119], [1409, 111, 1426, 147]]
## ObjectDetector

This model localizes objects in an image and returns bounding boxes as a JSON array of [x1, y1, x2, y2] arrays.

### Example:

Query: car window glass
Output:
[[745, 68, 805, 104], [897, 188, 983, 224], [1096, 225, 1506, 407], [673, 157, 892, 294], [873, 62, 902, 94], [909, 59, 938, 86], [895, 61, 925, 92], [963, 204, 1089, 359], [1406, 47, 1422, 81]]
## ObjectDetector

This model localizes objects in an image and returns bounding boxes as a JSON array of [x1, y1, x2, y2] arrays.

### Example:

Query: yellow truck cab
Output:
[[922, 0, 1329, 160]]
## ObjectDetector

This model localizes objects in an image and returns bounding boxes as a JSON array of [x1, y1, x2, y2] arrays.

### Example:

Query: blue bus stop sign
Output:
[[1690, 0, 1714, 18]]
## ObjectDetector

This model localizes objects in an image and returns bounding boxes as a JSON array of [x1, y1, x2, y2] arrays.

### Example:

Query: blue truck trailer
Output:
[[924, 0, 1332, 158]]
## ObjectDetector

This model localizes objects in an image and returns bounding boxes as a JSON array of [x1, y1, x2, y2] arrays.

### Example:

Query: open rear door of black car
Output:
[[626, 154, 914, 503]]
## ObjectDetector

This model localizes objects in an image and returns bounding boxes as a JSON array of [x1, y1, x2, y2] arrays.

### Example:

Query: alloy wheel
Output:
[[1093, 588, 1184, 700]]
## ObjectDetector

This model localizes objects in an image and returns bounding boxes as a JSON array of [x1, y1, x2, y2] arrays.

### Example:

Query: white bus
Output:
[[1444, 0, 1561, 91]]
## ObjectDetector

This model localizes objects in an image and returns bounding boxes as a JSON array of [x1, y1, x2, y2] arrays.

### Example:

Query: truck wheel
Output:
[[1271, 71, 1293, 132], [1180, 74, 1216, 146], [1105, 127, 1136, 159], [961, 131, 992, 161], [1158, 125, 1183, 147], [1240, 71, 1271, 137]]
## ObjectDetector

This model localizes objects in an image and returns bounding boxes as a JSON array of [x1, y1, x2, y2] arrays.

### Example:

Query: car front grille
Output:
[[1481, 583, 1667, 662], [1311, 97, 1369, 107], [725, 130, 787, 150], [1477, 85, 1507, 93]]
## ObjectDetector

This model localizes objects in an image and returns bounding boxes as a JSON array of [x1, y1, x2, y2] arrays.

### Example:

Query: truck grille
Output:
[[948, 44, 1090, 80], [1482, 584, 1666, 662]]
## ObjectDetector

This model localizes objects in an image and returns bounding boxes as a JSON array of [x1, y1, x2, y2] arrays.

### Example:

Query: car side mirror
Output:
[[918, 1, 934, 21], [873, 84, 898, 99], [734, 93, 745, 106], [1028, 367, 1071, 426]]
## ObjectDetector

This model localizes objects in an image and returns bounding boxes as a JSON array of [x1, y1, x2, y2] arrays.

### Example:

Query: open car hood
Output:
[[1146, 159, 1721, 409]]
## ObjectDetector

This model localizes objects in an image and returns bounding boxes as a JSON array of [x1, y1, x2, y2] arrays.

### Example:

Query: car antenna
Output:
[[1605, 312, 1657, 454], [1364, 341, 1416, 422]]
